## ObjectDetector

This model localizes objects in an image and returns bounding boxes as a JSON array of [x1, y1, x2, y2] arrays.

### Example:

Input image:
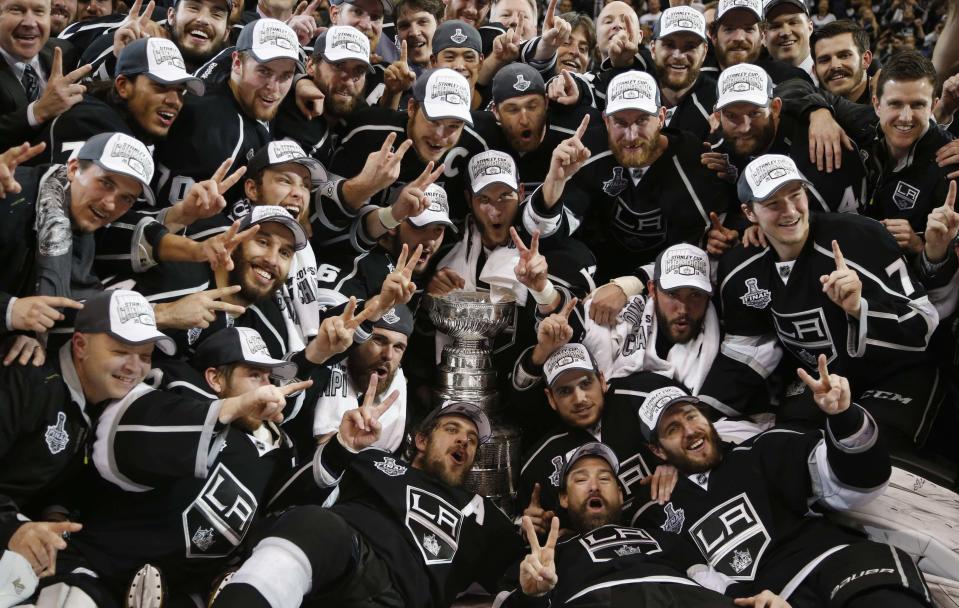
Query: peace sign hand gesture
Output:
[[339, 374, 400, 451], [348, 133, 415, 205], [0, 141, 46, 198], [390, 162, 445, 223], [306, 296, 377, 363], [520, 515, 559, 597], [33, 47, 92, 124], [796, 354, 851, 415], [113, 0, 158, 55], [200, 220, 260, 271], [378, 243, 421, 310], [819, 240, 862, 318], [511, 227, 548, 292], [174, 158, 247, 226]]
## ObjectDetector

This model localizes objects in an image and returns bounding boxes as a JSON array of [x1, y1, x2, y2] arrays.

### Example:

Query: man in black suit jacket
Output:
[[0, 0, 86, 145]]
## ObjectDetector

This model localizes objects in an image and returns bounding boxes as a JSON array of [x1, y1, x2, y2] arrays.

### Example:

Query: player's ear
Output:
[[166, 5, 175, 24], [71, 332, 88, 359], [558, 490, 568, 510], [598, 372, 607, 394], [741, 202, 756, 223], [205, 368, 224, 394], [544, 388, 559, 412], [115, 74, 134, 100], [414, 431, 429, 453], [244, 177, 258, 201], [647, 441, 666, 461], [770, 97, 782, 119], [491, 102, 500, 122]]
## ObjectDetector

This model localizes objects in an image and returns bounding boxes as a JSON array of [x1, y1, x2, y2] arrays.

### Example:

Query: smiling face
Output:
[[414, 414, 479, 487], [330, 1, 384, 49], [469, 181, 519, 248], [717, 99, 780, 157], [246, 163, 313, 220], [228, 222, 296, 304], [814, 33, 870, 99], [389, 221, 446, 274], [67, 161, 142, 233], [710, 9, 762, 68], [605, 107, 665, 167], [652, 32, 706, 92], [406, 101, 466, 162], [490, 0, 535, 41], [556, 24, 590, 73], [231, 53, 296, 121], [431, 47, 482, 88], [116, 74, 187, 138], [742, 180, 809, 261], [0, 0, 50, 62], [310, 56, 367, 118], [49, 0, 75, 35], [168, 0, 230, 66], [874, 78, 935, 160], [442, 0, 490, 27], [493, 93, 547, 153], [649, 402, 721, 475], [545, 370, 606, 429], [764, 6, 812, 67], [560, 456, 623, 532], [396, 4, 437, 67], [73, 332, 153, 403]]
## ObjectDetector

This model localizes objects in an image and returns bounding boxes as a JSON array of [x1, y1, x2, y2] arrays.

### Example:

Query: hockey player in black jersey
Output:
[[210, 400, 525, 608], [503, 442, 790, 608], [700, 154, 943, 459], [635, 361, 933, 608]]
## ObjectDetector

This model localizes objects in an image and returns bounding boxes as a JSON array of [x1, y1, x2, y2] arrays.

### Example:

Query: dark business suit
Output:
[[0, 38, 77, 146]]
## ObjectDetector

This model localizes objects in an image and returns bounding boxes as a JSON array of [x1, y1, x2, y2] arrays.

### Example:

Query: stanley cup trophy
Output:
[[429, 291, 521, 513]]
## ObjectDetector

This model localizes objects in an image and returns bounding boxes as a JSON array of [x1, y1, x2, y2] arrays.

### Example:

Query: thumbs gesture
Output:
[[288, 0, 320, 45], [339, 374, 400, 451], [531, 297, 576, 365], [0, 141, 46, 198], [924, 180, 959, 263], [547, 70, 581, 106], [520, 515, 559, 597], [539, 0, 572, 53], [522, 483, 557, 537], [383, 40, 416, 96], [174, 159, 247, 226], [819, 240, 862, 318], [307, 296, 376, 362], [607, 17, 640, 68], [33, 47, 92, 124], [200, 220, 260, 271], [220, 379, 314, 428], [349, 133, 415, 206], [377, 243, 421, 311], [543, 114, 590, 207], [390, 162, 445, 223], [796, 354, 850, 415], [511, 227, 549, 292], [705, 211, 740, 256]]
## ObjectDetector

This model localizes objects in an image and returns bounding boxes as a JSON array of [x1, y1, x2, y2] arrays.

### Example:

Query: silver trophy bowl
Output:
[[428, 290, 516, 341]]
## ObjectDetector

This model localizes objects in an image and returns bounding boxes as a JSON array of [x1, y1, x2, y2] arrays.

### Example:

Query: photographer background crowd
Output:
[[1, 0, 958, 604]]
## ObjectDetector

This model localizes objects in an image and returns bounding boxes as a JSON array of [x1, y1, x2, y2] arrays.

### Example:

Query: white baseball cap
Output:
[[653, 244, 712, 295], [716, 63, 774, 110], [313, 25, 372, 71], [716, 0, 763, 23], [236, 18, 301, 66], [115, 38, 204, 96], [74, 289, 176, 356], [239, 205, 309, 250], [737, 154, 812, 204], [654, 6, 707, 41], [638, 385, 699, 440], [604, 70, 661, 117], [408, 183, 457, 231], [467, 150, 518, 195], [413, 68, 473, 126], [76, 132, 156, 206], [544, 343, 600, 387]]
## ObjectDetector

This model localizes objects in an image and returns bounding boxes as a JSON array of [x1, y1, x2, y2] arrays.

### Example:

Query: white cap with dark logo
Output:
[[422, 400, 492, 444], [76, 132, 156, 206], [654, 6, 707, 41], [193, 327, 297, 380], [239, 205, 309, 250], [604, 70, 661, 117], [716, 0, 762, 23], [74, 289, 176, 355], [638, 386, 699, 440], [559, 442, 620, 483], [115, 38, 204, 96], [653, 244, 712, 295], [313, 25, 372, 71], [412, 68, 473, 126], [544, 343, 600, 387], [715, 63, 773, 110], [737, 154, 812, 204], [237, 18, 301, 66], [247, 141, 328, 189], [467, 150, 518, 195], [408, 183, 457, 231]]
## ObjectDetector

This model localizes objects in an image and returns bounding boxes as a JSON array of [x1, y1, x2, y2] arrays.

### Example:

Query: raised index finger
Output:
[[379, 131, 398, 155], [561, 297, 578, 318], [521, 516, 542, 552], [544, 515, 560, 550], [574, 113, 590, 140], [831, 240, 847, 270], [946, 180, 957, 212], [404, 244, 423, 275], [529, 230, 540, 255], [211, 157, 233, 183], [50, 46, 63, 80], [816, 354, 832, 390], [279, 379, 314, 396], [544, 0, 557, 26], [64, 64, 93, 84], [372, 389, 399, 418], [400, 38, 408, 63], [139, 0, 155, 24]]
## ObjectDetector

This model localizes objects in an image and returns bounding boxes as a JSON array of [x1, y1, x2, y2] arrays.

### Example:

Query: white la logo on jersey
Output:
[[45, 412, 69, 454], [374, 456, 408, 477], [892, 181, 920, 211], [182, 463, 258, 558], [687, 492, 770, 581], [405, 487, 463, 565], [771, 307, 837, 368], [578, 525, 662, 563]]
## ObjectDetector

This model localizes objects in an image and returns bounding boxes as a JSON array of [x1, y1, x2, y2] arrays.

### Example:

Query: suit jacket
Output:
[[0, 38, 77, 146]]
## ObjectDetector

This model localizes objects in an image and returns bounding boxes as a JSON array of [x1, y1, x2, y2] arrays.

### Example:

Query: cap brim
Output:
[[91, 159, 156, 207], [547, 363, 598, 387], [109, 330, 177, 356], [470, 174, 518, 195], [422, 102, 473, 127], [715, 92, 769, 110], [604, 101, 659, 116], [147, 71, 205, 97], [255, 359, 298, 380], [322, 50, 375, 72], [656, 27, 707, 41], [408, 210, 457, 231], [750, 176, 812, 203], [432, 403, 492, 443], [658, 277, 712, 295]]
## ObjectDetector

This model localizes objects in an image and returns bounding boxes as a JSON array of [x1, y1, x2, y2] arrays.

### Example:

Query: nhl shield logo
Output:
[[513, 74, 531, 92], [450, 28, 468, 44], [740, 278, 771, 309], [374, 456, 408, 477], [892, 181, 920, 211], [45, 411, 70, 455], [660, 502, 685, 534], [603, 167, 628, 196]]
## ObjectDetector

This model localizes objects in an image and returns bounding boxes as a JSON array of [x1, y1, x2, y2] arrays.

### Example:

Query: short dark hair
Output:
[[875, 50, 938, 99], [394, 0, 443, 20], [560, 11, 597, 66], [810, 19, 869, 57]]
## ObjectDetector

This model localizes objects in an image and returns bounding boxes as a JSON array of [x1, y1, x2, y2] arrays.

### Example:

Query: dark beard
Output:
[[717, 42, 761, 68], [728, 118, 777, 157], [228, 258, 281, 304], [419, 447, 470, 487], [659, 66, 700, 92], [662, 424, 723, 475], [655, 304, 704, 345], [320, 81, 360, 119], [346, 359, 396, 397], [567, 499, 622, 533]]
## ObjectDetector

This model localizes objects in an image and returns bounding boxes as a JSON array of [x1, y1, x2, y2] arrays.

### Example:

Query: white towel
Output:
[[312, 365, 407, 453], [437, 218, 528, 306]]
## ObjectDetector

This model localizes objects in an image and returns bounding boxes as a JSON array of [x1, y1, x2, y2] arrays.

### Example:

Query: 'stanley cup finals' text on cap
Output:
[[237, 18, 302, 66], [654, 244, 713, 295], [408, 183, 457, 231], [544, 343, 600, 386], [77, 132, 156, 206], [467, 150, 519, 194], [654, 6, 707, 41], [194, 327, 298, 380], [247, 141, 328, 189], [314, 25, 373, 71], [605, 71, 661, 117], [75, 289, 176, 355], [638, 385, 699, 440], [716, 0, 763, 23], [413, 68, 473, 126], [116, 37, 205, 96], [241, 205, 309, 250], [716, 63, 773, 110], [738, 154, 812, 204]]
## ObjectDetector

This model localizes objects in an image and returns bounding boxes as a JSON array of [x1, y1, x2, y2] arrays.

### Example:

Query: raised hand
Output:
[[287, 0, 320, 45], [819, 240, 862, 318], [539, 0, 572, 53], [174, 159, 247, 226], [390, 161, 445, 223], [219, 379, 314, 428], [925, 180, 959, 263], [511, 227, 548, 292], [934, 73, 959, 125], [587, 282, 629, 328], [531, 297, 576, 365], [700, 141, 737, 183], [519, 515, 559, 597], [936, 140, 959, 178], [10, 295, 83, 333], [32, 47, 92, 124], [607, 17, 640, 68], [640, 464, 678, 505], [8, 521, 83, 576], [796, 354, 850, 415], [378, 243, 421, 311], [307, 296, 376, 362], [383, 40, 416, 95], [152, 285, 246, 329], [706, 211, 739, 256], [200, 221, 260, 271], [547, 70, 580, 106], [114, 0, 159, 54], [348, 133, 415, 205], [543, 114, 590, 207], [491, 27, 521, 65], [427, 267, 466, 296], [0, 142, 46, 197], [295, 75, 325, 119], [522, 483, 556, 537], [339, 374, 400, 450]]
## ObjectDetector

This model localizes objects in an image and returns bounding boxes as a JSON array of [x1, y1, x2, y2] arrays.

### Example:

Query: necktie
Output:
[[22, 64, 41, 103]]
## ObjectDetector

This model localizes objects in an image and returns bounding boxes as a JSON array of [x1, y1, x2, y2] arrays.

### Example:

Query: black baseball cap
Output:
[[421, 401, 492, 444], [246, 141, 328, 190], [239, 205, 308, 251], [75, 289, 176, 355], [491, 63, 545, 104], [373, 304, 414, 336], [193, 327, 297, 380], [559, 442, 620, 484], [432, 20, 482, 55], [764, 0, 808, 18]]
